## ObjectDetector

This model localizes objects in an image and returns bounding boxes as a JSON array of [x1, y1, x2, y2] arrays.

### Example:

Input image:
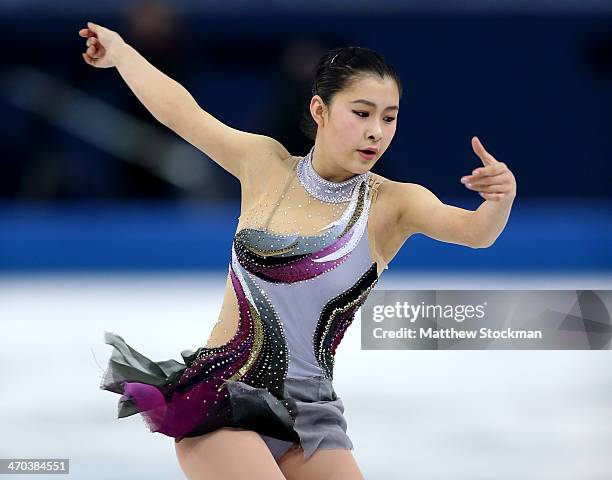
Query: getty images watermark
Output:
[[361, 290, 612, 350]]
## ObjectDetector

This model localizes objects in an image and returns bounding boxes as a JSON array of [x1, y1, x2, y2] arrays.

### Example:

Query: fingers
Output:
[[88, 38, 102, 55], [465, 182, 511, 194], [78, 20, 100, 39], [87, 45, 95, 57], [461, 167, 515, 202], [461, 162, 507, 184], [80, 21, 108, 66], [82, 52, 96, 66], [82, 34, 105, 62], [478, 192, 506, 201], [462, 169, 510, 187], [462, 139, 516, 201], [471, 162, 506, 177], [471, 136, 498, 166], [82, 43, 103, 65], [80, 22, 100, 66]]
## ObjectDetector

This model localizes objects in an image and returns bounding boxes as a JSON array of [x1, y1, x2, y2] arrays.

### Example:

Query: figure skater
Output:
[[80, 21, 516, 480]]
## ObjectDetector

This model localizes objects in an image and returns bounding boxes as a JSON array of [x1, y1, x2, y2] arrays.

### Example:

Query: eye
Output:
[[353, 110, 396, 123]]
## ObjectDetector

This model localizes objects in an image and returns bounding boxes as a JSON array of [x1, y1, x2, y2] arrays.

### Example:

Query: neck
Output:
[[311, 144, 358, 183]]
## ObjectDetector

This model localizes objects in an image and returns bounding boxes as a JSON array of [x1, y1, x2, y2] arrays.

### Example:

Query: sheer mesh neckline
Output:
[[235, 148, 373, 240]]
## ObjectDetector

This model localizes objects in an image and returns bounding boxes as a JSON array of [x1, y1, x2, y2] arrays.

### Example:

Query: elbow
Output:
[[470, 237, 494, 249]]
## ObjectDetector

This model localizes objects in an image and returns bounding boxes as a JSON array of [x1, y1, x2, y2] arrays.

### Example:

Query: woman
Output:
[[80, 21, 516, 480]]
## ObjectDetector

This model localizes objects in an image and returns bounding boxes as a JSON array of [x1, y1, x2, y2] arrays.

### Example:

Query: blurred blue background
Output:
[[0, 2, 611, 480], [0, 0, 610, 272]]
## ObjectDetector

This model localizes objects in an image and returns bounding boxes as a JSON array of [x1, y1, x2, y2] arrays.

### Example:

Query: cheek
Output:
[[335, 114, 360, 138]]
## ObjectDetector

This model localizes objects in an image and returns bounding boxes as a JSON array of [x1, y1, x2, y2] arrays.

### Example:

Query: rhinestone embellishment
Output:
[[297, 146, 369, 203]]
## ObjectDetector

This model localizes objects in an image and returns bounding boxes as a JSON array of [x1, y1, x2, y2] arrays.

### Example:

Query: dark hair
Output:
[[299, 46, 403, 141]]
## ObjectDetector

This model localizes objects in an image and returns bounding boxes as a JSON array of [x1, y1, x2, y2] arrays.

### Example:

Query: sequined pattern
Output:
[[314, 263, 379, 381], [296, 146, 369, 203], [99, 146, 384, 459], [233, 177, 369, 284]]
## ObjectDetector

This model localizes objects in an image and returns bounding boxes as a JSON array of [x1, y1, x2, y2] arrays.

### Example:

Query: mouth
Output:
[[357, 149, 377, 160]]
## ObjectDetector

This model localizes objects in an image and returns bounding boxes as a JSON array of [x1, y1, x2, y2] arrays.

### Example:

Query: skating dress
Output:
[[100, 145, 388, 461]]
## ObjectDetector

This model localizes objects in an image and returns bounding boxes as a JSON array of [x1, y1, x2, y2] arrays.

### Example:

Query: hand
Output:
[[460, 136, 516, 202], [78, 21, 125, 68]]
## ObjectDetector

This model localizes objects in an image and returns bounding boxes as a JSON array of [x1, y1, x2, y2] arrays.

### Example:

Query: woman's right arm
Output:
[[79, 22, 290, 183]]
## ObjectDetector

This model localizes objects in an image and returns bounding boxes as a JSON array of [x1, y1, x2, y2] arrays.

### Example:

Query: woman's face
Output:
[[312, 74, 400, 175]]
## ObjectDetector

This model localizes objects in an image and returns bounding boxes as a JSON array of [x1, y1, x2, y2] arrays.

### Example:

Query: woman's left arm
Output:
[[390, 136, 516, 249]]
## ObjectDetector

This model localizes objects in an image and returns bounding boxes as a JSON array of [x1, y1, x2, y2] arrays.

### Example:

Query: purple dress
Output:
[[100, 145, 386, 461]]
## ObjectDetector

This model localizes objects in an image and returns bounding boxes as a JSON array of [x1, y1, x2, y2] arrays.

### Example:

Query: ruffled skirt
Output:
[[99, 331, 353, 460]]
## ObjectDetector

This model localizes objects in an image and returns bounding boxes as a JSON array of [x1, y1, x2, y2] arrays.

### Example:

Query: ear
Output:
[[310, 95, 328, 127]]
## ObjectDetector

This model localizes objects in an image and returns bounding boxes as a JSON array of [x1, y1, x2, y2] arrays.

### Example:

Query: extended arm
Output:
[[392, 136, 516, 248], [392, 182, 483, 248], [81, 22, 289, 183]]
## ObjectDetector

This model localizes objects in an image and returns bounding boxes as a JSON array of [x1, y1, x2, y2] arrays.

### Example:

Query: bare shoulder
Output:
[[370, 175, 426, 201], [244, 136, 294, 173], [240, 138, 296, 193], [239, 136, 294, 182], [367, 175, 436, 242], [367, 173, 415, 222], [371, 177, 437, 227]]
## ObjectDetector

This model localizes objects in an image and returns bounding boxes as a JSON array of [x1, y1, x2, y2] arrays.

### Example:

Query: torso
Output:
[[205, 151, 410, 349]]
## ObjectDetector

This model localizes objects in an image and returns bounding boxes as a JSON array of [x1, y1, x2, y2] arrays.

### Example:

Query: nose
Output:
[[367, 124, 383, 142], [367, 117, 384, 139]]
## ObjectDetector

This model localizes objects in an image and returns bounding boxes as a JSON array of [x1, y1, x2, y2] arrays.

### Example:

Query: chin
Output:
[[355, 154, 379, 168], [353, 165, 371, 175]]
